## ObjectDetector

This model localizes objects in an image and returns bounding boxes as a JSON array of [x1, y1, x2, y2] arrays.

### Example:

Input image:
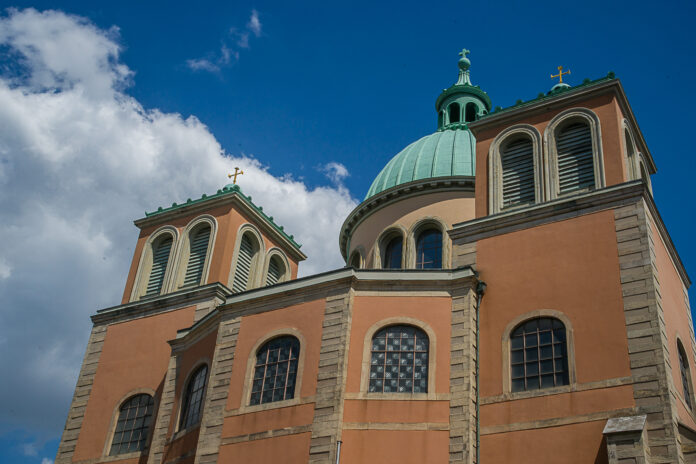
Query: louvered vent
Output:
[[501, 138, 535, 208], [557, 122, 594, 193], [182, 227, 210, 287], [145, 237, 173, 296], [232, 234, 255, 293], [265, 258, 284, 286]]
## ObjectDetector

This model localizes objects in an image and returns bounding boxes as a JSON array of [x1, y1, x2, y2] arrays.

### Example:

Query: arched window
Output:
[[465, 102, 477, 122], [624, 127, 637, 180], [448, 102, 461, 124], [179, 365, 208, 430], [382, 236, 403, 269], [250, 336, 300, 405], [349, 251, 361, 269], [510, 318, 569, 392], [678, 341, 693, 409], [369, 325, 429, 393], [501, 137, 535, 209], [415, 229, 442, 269], [265, 255, 286, 286], [109, 394, 154, 456], [144, 235, 173, 297], [556, 121, 595, 194], [232, 232, 261, 292], [437, 111, 444, 128], [182, 225, 211, 287]]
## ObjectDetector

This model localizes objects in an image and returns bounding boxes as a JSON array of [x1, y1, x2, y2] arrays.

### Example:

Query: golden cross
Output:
[[228, 167, 244, 184], [551, 65, 571, 83]]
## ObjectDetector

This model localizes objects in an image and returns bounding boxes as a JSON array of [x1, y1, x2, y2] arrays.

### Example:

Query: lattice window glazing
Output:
[[679, 344, 692, 409], [415, 229, 442, 269], [369, 325, 429, 393], [110, 394, 154, 456], [179, 365, 208, 430], [510, 318, 569, 392], [250, 336, 300, 405]]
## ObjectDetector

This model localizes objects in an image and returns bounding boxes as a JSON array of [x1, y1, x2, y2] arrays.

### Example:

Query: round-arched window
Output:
[[250, 336, 300, 405], [369, 325, 429, 393], [382, 236, 403, 269], [510, 318, 568, 392], [415, 229, 442, 269]]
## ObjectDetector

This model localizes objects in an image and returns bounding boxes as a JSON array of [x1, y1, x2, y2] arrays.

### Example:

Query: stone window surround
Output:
[[543, 107, 606, 200], [172, 215, 218, 290], [172, 358, 211, 439], [101, 388, 157, 460], [261, 247, 291, 286], [359, 316, 438, 400], [487, 123, 544, 215], [501, 309, 576, 399], [373, 225, 407, 269], [373, 218, 451, 270], [130, 225, 179, 302], [676, 336, 695, 413], [238, 327, 307, 414], [227, 223, 266, 291]]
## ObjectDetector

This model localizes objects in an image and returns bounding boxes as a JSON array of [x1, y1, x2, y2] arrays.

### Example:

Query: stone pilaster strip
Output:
[[147, 355, 179, 464], [453, 242, 477, 269], [56, 324, 108, 464], [308, 288, 353, 464], [194, 316, 241, 464]]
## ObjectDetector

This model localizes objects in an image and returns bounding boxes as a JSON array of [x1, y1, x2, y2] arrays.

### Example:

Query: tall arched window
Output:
[[265, 255, 287, 286], [624, 127, 637, 180], [465, 102, 477, 122], [182, 225, 211, 287], [349, 251, 361, 269], [501, 137, 535, 209], [110, 394, 154, 455], [556, 121, 595, 194], [369, 325, 428, 393], [144, 235, 173, 297], [448, 102, 461, 123], [250, 336, 300, 405], [232, 232, 261, 293], [382, 236, 403, 269], [510, 318, 568, 392], [179, 365, 208, 430], [415, 229, 442, 269], [678, 341, 693, 409]]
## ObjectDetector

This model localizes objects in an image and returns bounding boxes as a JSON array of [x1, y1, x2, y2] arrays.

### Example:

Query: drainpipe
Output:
[[335, 440, 342, 464], [475, 281, 487, 464]]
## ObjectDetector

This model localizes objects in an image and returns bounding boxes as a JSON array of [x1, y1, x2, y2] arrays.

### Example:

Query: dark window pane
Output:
[[415, 229, 442, 269], [109, 394, 155, 456], [249, 336, 300, 406], [369, 325, 428, 393], [179, 365, 208, 429], [383, 236, 403, 269]]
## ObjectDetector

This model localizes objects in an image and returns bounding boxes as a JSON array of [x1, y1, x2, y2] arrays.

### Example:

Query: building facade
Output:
[[56, 52, 694, 463]]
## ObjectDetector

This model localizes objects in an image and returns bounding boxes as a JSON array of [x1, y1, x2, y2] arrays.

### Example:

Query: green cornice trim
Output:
[[435, 84, 493, 112], [142, 184, 302, 249]]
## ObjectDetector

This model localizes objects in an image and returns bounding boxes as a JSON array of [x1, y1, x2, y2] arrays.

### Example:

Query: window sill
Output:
[[100, 450, 148, 462], [170, 423, 200, 443], [237, 397, 302, 414], [345, 392, 449, 401]]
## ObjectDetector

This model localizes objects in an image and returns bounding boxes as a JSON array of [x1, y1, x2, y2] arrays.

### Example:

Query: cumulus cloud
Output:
[[247, 10, 262, 37], [0, 7, 356, 441], [321, 162, 350, 184]]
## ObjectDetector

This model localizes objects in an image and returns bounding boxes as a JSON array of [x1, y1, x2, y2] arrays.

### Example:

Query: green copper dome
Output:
[[365, 126, 475, 199]]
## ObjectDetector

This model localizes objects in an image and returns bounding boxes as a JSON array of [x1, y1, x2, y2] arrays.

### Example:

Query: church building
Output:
[[56, 50, 694, 464]]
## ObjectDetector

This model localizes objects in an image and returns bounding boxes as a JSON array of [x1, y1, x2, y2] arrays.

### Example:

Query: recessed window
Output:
[[349, 251, 361, 269], [501, 138, 535, 209], [144, 236, 173, 297], [679, 341, 693, 409], [182, 226, 211, 287], [465, 102, 477, 122], [448, 102, 461, 123], [179, 365, 208, 430], [383, 236, 403, 269], [110, 394, 154, 456], [369, 325, 429, 393], [232, 232, 260, 292], [510, 318, 569, 392], [250, 336, 300, 405], [415, 229, 442, 269], [556, 122, 594, 194], [265, 255, 287, 286]]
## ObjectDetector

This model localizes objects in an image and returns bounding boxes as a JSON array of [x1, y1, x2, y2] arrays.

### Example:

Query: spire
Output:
[[435, 48, 492, 124], [456, 48, 472, 86]]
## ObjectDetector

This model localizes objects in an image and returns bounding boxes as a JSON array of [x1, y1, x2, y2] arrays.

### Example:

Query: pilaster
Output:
[[147, 355, 178, 464]]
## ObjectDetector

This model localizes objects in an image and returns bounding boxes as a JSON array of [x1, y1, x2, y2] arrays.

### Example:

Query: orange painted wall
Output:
[[73, 306, 196, 461], [218, 432, 311, 463], [340, 430, 449, 463], [651, 219, 696, 429], [473, 94, 626, 217], [476, 211, 633, 398], [343, 399, 449, 424], [222, 403, 315, 438], [122, 202, 300, 303], [481, 420, 608, 463]]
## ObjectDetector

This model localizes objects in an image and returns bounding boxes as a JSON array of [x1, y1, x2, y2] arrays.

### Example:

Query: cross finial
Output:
[[459, 48, 470, 59], [228, 167, 244, 184], [551, 65, 571, 83]]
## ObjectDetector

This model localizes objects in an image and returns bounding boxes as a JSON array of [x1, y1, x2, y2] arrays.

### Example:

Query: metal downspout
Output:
[[475, 281, 487, 464]]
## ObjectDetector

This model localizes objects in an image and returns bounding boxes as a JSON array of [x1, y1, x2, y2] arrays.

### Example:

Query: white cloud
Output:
[[0, 7, 357, 439], [321, 162, 350, 184], [185, 58, 220, 73], [42, 458, 54, 464], [0, 258, 11, 279], [247, 10, 262, 37], [22, 443, 38, 456]]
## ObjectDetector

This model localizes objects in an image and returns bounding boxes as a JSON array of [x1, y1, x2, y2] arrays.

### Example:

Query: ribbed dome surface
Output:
[[365, 127, 476, 199]]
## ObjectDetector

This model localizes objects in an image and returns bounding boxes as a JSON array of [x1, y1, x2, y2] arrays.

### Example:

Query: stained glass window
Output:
[[510, 318, 569, 392], [415, 229, 442, 269], [179, 365, 208, 429], [110, 394, 154, 456], [250, 336, 300, 405], [369, 325, 429, 393]]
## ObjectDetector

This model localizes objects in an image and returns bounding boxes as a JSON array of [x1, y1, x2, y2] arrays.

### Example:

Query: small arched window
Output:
[[383, 236, 403, 269], [678, 341, 693, 409], [232, 232, 261, 292], [510, 318, 569, 392], [265, 255, 286, 286], [556, 122, 595, 194], [250, 336, 300, 405], [110, 394, 154, 456], [465, 102, 477, 122], [349, 251, 361, 269], [369, 325, 429, 393], [501, 137, 535, 209], [182, 226, 211, 287], [415, 229, 442, 269], [144, 235, 173, 297], [448, 102, 461, 123], [179, 365, 208, 430], [624, 128, 637, 179]]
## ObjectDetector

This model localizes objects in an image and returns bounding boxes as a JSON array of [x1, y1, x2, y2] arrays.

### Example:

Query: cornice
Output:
[[339, 176, 476, 260]]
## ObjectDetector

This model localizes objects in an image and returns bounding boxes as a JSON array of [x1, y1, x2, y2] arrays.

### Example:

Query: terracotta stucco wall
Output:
[[218, 433, 311, 463], [340, 430, 449, 463]]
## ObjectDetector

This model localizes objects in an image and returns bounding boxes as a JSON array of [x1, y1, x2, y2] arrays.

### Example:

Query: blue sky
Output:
[[1, 1, 695, 463]]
